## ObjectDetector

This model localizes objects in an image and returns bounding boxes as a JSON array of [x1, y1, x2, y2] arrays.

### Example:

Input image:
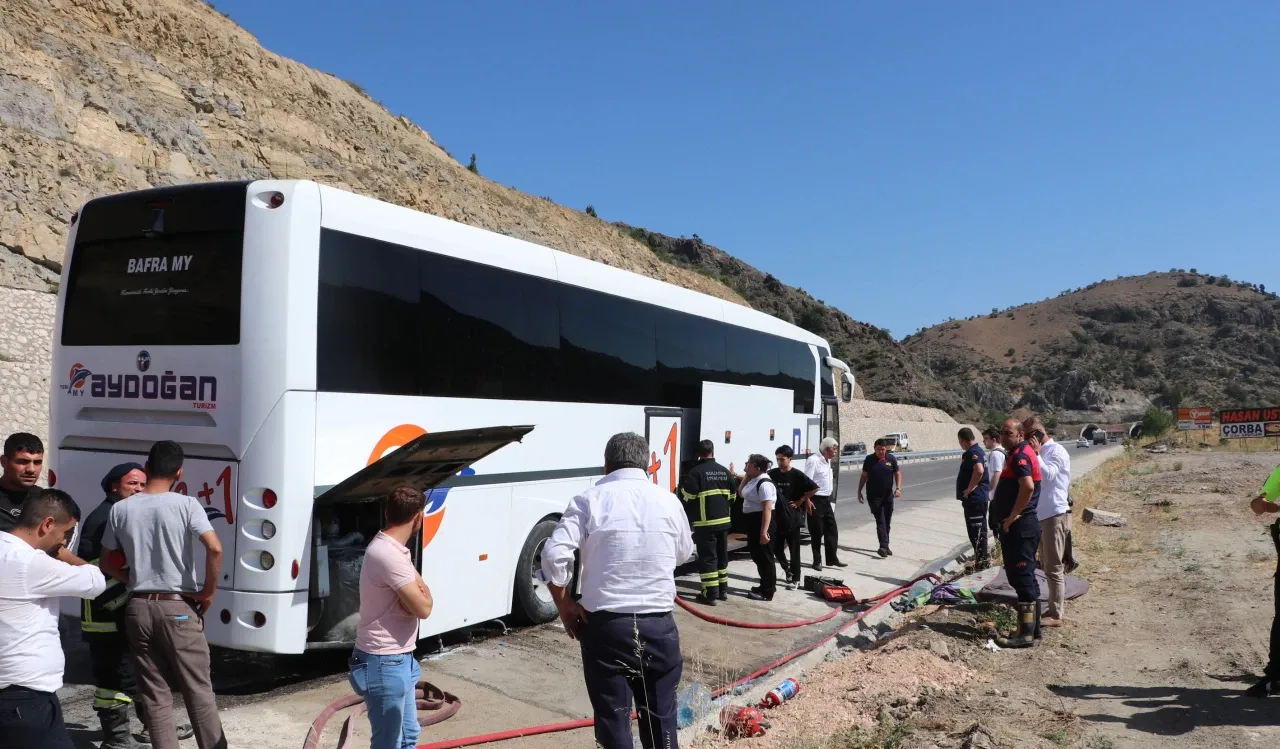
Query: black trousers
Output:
[[807, 495, 839, 564], [1267, 520, 1280, 679], [999, 513, 1042, 603], [88, 633, 138, 709], [692, 527, 729, 594], [744, 512, 777, 597], [774, 519, 803, 582], [961, 496, 990, 566], [580, 611, 682, 749], [0, 686, 73, 749], [868, 494, 895, 550]]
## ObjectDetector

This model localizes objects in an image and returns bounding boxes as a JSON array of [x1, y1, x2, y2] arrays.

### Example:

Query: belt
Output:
[[131, 592, 188, 601]]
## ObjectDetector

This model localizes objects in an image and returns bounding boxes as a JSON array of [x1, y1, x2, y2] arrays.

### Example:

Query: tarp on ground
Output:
[[975, 568, 1090, 604]]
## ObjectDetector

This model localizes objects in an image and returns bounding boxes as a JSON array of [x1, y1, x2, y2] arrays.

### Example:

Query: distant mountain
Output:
[[903, 271, 1280, 422]]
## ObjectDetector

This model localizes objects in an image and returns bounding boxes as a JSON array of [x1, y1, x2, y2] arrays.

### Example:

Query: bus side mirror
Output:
[[841, 379, 853, 403]]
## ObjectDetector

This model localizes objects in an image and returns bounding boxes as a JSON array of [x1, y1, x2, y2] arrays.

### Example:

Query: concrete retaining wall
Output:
[[0, 287, 54, 443], [838, 398, 977, 453]]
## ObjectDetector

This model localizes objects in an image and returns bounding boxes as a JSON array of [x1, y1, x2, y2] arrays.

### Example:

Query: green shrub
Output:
[[1141, 406, 1176, 438], [466, 154, 479, 174]]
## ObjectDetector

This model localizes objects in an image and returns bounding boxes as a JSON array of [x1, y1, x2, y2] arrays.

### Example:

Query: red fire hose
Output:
[[302, 681, 460, 749], [303, 573, 941, 749]]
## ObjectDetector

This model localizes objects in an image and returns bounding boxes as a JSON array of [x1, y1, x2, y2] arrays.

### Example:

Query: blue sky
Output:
[[214, 1, 1279, 337]]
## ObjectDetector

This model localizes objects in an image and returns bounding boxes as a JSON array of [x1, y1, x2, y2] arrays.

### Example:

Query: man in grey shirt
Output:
[[102, 441, 226, 749]]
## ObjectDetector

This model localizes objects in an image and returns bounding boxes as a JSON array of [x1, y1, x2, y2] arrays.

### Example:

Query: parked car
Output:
[[842, 442, 867, 456], [882, 432, 910, 451], [1077, 437, 1090, 448]]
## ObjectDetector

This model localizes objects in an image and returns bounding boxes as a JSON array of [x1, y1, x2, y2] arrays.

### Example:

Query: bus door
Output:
[[822, 396, 840, 497], [644, 407, 683, 494]]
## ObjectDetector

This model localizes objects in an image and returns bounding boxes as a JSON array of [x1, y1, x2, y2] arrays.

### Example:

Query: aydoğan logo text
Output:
[[63, 362, 218, 409]]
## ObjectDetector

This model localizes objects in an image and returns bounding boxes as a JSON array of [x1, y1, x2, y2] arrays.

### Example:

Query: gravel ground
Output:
[[691, 446, 1280, 749]]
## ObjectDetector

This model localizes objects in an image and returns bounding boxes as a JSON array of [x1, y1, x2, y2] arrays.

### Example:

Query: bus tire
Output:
[[512, 519, 559, 625]]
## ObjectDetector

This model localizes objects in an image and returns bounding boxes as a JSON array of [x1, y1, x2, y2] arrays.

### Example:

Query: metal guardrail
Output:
[[839, 449, 965, 467]]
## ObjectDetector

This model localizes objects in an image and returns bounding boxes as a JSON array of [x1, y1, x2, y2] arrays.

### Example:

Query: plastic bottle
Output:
[[759, 678, 800, 708], [675, 683, 713, 729]]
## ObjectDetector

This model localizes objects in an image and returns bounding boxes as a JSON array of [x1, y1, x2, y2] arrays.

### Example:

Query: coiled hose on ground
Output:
[[303, 572, 942, 749]]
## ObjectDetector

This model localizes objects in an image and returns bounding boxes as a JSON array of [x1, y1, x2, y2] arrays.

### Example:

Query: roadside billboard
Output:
[[1218, 407, 1280, 439], [1176, 407, 1213, 431]]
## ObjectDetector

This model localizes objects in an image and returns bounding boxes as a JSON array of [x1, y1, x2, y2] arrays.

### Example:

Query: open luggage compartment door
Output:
[[315, 425, 534, 505], [308, 425, 534, 647]]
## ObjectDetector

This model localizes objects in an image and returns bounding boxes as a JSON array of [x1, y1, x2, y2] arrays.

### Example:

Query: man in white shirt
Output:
[[0, 488, 107, 749], [542, 432, 695, 749], [1026, 417, 1072, 627], [983, 427, 1007, 536], [804, 437, 846, 570]]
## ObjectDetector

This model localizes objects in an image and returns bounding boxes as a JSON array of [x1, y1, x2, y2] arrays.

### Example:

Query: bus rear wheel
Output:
[[512, 519, 558, 625]]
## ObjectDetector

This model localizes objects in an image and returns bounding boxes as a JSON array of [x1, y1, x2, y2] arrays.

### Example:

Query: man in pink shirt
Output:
[[348, 487, 435, 749]]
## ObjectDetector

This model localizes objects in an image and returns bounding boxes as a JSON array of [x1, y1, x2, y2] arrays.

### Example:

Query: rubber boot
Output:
[[1033, 600, 1043, 640], [99, 706, 136, 749], [718, 583, 728, 602], [995, 602, 1038, 649]]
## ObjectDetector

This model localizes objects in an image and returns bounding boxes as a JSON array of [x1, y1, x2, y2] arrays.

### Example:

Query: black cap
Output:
[[101, 462, 145, 496]]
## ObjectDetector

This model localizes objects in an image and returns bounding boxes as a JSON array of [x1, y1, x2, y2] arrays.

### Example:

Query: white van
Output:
[[882, 432, 910, 451]]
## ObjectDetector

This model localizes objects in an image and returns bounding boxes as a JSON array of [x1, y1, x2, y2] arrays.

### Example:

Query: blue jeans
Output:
[[348, 649, 420, 749]]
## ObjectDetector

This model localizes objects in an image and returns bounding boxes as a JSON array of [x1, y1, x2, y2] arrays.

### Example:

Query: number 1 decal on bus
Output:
[[646, 419, 679, 493]]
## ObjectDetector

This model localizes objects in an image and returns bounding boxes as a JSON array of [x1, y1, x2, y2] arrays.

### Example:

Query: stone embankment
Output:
[[0, 286, 54, 442], [838, 398, 977, 453]]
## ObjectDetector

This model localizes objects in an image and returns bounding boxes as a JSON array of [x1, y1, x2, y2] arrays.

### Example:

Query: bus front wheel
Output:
[[512, 519, 559, 625]]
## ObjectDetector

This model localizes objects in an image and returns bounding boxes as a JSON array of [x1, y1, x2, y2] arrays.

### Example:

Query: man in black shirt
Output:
[[955, 428, 990, 569], [769, 445, 819, 589], [858, 439, 902, 557], [0, 432, 47, 533]]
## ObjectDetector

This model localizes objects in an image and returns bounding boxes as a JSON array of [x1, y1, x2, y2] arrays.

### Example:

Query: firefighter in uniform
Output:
[[78, 463, 192, 748], [991, 419, 1043, 649], [679, 440, 736, 606]]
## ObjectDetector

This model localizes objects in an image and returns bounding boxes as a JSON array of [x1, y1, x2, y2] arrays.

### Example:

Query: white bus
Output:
[[50, 180, 853, 654]]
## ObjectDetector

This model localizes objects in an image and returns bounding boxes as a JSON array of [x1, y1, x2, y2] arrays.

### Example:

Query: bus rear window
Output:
[[61, 232, 243, 346]]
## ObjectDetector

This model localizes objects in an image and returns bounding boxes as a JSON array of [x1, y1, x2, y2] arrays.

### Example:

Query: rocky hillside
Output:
[[904, 271, 1280, 421], [0, 0, 977, 416]]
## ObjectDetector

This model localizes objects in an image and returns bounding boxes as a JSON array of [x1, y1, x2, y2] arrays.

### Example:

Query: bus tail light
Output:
[[260, 520, 276, 540], [262, 489, 277, 509], [48, 470, 56, 487], [291, 560, 300, 580], [220, 609, 231, 624], [267, 192, 284, 209], [260, 551, 275, 570], [253, 612, 267, 628]]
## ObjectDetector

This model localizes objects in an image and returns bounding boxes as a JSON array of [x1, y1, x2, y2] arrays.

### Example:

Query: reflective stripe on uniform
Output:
[[681, 488, 735, 527], [82, 621, 118, 633], [93, 688, 132, 710]]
